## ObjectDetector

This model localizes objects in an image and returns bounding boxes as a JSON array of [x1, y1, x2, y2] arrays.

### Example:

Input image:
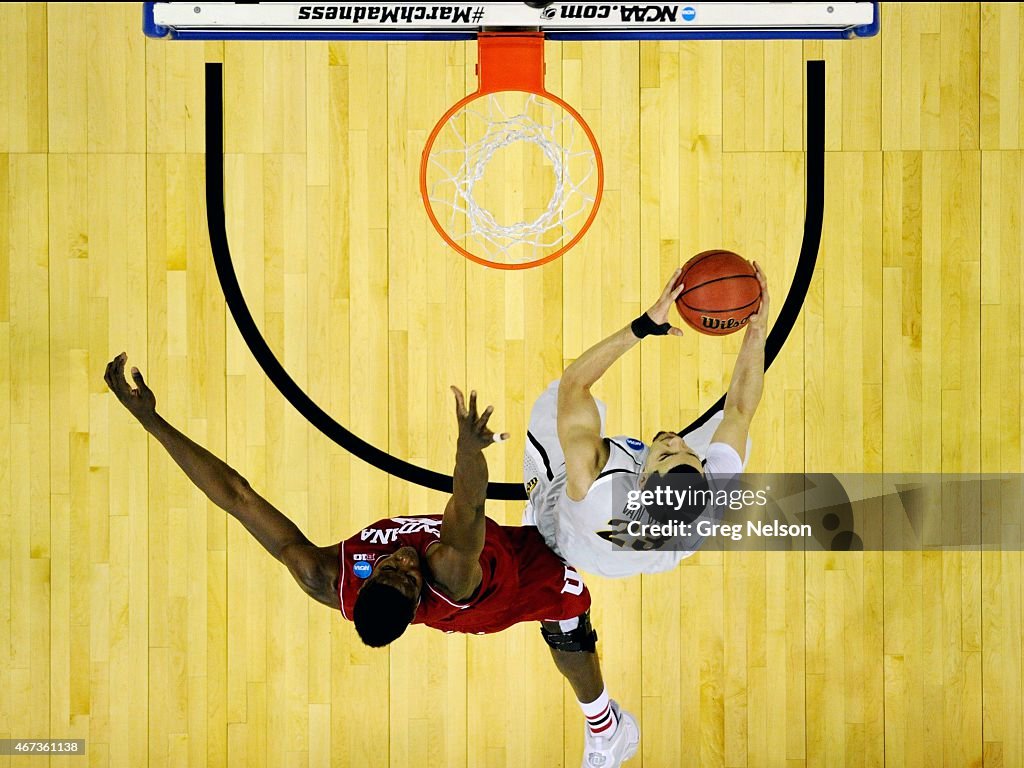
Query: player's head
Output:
[[639, 431, 703, 484], [353, 546, 423, 647], [638, 432, 710, 524]]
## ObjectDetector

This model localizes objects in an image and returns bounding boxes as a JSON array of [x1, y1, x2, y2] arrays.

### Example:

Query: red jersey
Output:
[[338, 515, 590, 635]]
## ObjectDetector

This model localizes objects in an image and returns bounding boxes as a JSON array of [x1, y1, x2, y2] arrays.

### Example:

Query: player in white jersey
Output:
[[523, 265, 770, 578]]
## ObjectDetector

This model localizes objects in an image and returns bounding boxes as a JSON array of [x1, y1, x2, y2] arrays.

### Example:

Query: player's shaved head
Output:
[[353, 581, 417, 647]]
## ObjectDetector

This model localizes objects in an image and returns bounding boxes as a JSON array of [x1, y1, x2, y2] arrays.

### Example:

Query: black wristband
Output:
[[630, 313, 671, 339]]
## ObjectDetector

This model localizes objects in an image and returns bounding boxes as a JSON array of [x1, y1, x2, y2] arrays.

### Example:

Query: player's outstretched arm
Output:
[[103, 353, 339, 608], [558, 269, 686, 499], [712, 263, 769, 457], [432, 387, 508, 600], [561, 268, 686, 392], [556, 384, 607, 501]]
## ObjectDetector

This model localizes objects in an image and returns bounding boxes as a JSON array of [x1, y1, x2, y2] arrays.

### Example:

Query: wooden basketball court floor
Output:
[[2, 2, 1023, 766]]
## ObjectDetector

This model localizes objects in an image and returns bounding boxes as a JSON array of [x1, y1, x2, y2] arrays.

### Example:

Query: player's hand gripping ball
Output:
[[673, 250, 763, 335]]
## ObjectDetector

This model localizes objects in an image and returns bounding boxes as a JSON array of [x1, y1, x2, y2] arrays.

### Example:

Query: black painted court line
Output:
[[677, 59, 825, 437], [205, 63, 456, 495], [205, 60, 825, 500]]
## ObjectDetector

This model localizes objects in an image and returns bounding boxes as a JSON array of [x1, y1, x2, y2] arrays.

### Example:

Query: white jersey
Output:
[[522, 380, 748, 579]]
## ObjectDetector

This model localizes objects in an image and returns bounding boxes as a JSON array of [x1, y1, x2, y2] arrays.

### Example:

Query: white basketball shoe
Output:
[[581, 701, 640, 768]]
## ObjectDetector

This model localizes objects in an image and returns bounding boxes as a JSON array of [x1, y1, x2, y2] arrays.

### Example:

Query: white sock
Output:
[[580, 687, 618, 737]]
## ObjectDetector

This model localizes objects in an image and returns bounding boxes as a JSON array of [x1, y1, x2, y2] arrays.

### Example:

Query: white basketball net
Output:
[[423, 91, 600, 264]]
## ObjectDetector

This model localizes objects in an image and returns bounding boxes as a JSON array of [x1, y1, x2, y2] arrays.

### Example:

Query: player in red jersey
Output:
[[105, 353, 639, 768]]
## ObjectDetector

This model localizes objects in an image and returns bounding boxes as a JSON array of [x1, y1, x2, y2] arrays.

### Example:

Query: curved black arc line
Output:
[[678, 59, 825, 436], [205, 60, 825, 500], [205, 63, 457, 496]]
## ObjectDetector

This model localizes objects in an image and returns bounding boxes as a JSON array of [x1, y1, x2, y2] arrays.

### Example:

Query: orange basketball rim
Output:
[[419, 33, 604, 270]]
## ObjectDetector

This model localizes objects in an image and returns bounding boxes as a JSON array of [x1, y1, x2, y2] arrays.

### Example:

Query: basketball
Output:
[[674, 250, 762, 335]]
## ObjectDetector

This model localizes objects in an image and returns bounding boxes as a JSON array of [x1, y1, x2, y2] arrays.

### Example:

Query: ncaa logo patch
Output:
[[353, 561, 373, 579], [682, 6, 697, 21], [626, 437, 645, 451]]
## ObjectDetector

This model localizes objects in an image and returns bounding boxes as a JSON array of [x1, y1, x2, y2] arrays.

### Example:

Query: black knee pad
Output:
[[540, 611, 598, 653]]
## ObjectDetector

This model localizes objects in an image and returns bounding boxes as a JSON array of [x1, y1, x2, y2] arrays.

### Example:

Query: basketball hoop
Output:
[[153, 2, 876, 264], [419, 33, 604, 270]]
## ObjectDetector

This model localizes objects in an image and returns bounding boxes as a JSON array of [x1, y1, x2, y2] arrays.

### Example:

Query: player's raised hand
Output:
[[643, 267, 686, 337], [745, 262, 770, 339], [104, 352, 157, 424], [451, 386, 509, 451]]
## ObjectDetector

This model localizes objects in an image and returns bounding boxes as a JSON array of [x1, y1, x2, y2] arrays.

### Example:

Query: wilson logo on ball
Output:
[[701, 316, 750, 330]]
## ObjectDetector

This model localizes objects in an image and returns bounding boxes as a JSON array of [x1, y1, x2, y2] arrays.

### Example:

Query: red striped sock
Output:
[[580, 689, 618, 737]]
